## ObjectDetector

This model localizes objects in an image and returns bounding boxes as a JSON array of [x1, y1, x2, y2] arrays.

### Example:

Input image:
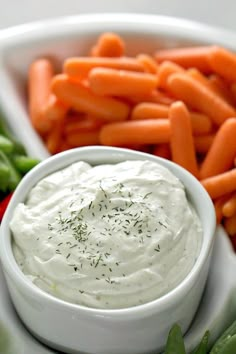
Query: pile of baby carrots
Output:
[[28, 32, 236, 249]]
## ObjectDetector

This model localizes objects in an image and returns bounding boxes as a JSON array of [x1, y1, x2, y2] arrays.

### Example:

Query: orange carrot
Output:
[[207, 46, 236, 82], [136, 54, 159, 74], [90, 32, 125, 57], [214, 194, 231, 224], [64, 57, 144, 79], [224, 214, 236, 236], [43, 94, 69, 122], [57, 141, 73, 153], [222, 191, 236, 217], [194, 134, 215, 154], [128, 89, 176, 105], [190, 112, 213, 136], [230, 82, 236, 103], [149, 90, 176, 105], [99, 119, 170, 146], [51, 74, 130, 122], [208, 75, 235, 105], [157, 60, 184, 89], [154, 46, 212, 73], [231, 235, 236, 250], [130, 103, 169, 120], [28, 58, 54, 134], [200, 118, 236, 178], [169, 101, 199, 178], [188, 68, 235, 105], [88, 67, 158, 97], [66, 130, 100, 147], [64, 114, 104, 135], [153, 144, 171, 159], [201, 169, 236, 199], [167, 73, 236, 126], [130, 102, 212, 135], [120, 144, 151, 153], [187, 68, 212, 87], [46, 117, 65, 154]]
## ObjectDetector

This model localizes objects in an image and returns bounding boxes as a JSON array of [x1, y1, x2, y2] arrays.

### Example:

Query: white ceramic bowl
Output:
[[0, 145, 215, 354]]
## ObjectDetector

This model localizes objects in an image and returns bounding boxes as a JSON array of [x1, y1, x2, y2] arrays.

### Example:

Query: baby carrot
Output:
[[169, 101, 199, 178], [90, 32, 125, 57], [208, 75, 235, 105], [187, 68, 211, 87], [43, 94, 69, 122], [130, 103, 169, 120], [201, 169, 236, 199], [190, 112, 213, 136], [154, 46, 212, 73], [188, 68, 235, 105], [88, 67, 158, 97], [222, 191, 236, 217], [167, 73, 236, 126], [99, 119, 170, 146], [130, 103, 212, 135], [46, 116, 65, 154], [214, 194, 231, 224], [64, 57, 144, 79], [136, 54, 159, 74], [200, 118, 236, 178], [157, 60, 185, 89], [150, 90, 176, 105], [66, 130, 100, 147], [28, 58, 54, 134], [128, 89, 175, 105], [51, 74, 130, 122], [224, 214, 236, 236], [64, 114, 104, 135], [57, 141, 73, 153], [230, 236, 236, 249], [207, 46, 236, 82], [230, 83, 236, 104], [153, 144, 171, 159], [194, 134, 215, 154]]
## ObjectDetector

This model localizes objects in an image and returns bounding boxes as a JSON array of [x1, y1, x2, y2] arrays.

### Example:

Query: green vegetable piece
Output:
[[0, 151, 21, 191], [12, 141, 26, 155], [214, 334, 236, 354], [210, 320, 236, 354], [0, 160, 10, 192], [164, 324, 186, 354], [0, 114, 26, 155], [12, 155, 40, 174], [0, 135, 14, 154], [0, 114, 11, 139], [190, 330, 210, 354]]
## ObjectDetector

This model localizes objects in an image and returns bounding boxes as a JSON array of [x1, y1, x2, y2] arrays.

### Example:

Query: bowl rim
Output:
[[0, 146, 216, 319], [0, 13, 236, 50]]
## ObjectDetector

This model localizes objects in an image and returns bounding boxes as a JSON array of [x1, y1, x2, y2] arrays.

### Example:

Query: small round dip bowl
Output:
[[0, 145, 215, 354]]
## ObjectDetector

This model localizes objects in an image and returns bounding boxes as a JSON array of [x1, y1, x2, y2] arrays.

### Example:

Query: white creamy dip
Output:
[[11, 160, 202, 309]]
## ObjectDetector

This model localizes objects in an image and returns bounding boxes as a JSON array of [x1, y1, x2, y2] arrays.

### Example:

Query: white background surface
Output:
[[0, 0, 235, 33]]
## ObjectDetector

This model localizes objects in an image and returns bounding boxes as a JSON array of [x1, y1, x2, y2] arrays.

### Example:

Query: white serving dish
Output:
[[0, 13, 235, 354]]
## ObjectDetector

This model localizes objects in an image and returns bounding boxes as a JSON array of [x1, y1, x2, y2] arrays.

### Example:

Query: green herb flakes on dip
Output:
[[10, 160, 202, 309]]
